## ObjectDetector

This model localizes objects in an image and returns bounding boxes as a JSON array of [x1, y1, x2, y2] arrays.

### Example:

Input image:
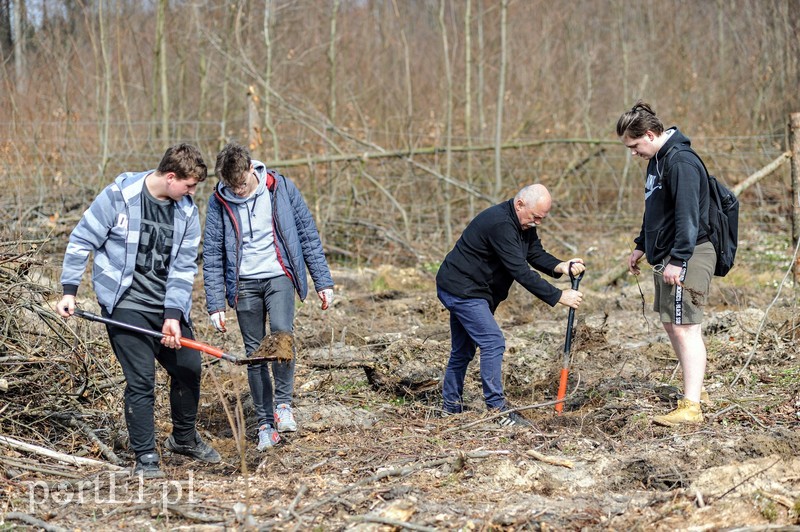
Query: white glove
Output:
[[209, 311, 227, 332], [318, 288, 334, 310]]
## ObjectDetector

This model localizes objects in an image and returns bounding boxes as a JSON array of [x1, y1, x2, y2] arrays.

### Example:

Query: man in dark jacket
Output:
[[436, 184, 585, 426], [617, 101, 715, 426], [202, 143, 334, 451]]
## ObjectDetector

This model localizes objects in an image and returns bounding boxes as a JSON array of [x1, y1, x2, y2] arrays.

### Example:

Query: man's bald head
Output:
[[514, 184, 551, 229]]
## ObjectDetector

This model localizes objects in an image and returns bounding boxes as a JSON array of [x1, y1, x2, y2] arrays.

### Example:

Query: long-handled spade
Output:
[[555, 264, 584, 414], [73, 308, 285, 365]]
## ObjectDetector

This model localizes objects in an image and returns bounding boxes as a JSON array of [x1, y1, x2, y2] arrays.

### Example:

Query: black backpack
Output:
[[667, 147, 739, 277]]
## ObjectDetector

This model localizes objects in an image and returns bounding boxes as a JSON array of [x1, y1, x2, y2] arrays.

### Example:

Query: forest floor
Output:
[[2, 262, 800, 531]]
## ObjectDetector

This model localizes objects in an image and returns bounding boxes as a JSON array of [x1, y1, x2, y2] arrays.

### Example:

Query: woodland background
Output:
[[2, 2, 800, 529], [1, 0, 799, 270]]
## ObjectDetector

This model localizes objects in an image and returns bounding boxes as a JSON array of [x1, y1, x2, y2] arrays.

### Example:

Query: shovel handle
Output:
[[177, 338, 237, 362], [556, 263, 585, 414], [555, 368, 569, 413], [73, 308, 238, 362]]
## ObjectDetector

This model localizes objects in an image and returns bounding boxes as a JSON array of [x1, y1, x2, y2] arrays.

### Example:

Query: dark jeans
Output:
[[105, 308, 202, 458], [437, 286, 506, 412], [235, 276, 296, 428]]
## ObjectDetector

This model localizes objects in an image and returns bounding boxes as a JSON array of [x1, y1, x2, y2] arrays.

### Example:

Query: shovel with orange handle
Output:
[[73, 308, 276, 365], [555, 263, 584, 414]]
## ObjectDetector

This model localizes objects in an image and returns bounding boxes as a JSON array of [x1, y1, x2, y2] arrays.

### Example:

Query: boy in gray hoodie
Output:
[[203, 142, 334, 451]]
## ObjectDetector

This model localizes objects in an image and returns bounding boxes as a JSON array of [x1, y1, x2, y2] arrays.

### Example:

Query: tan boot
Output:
[[653, 398, 704, 426]]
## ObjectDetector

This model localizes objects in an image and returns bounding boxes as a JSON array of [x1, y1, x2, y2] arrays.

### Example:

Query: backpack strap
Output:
[[665, 145, 714, 237]]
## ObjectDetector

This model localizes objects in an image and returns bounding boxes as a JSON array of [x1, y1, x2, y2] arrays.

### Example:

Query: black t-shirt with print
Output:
[[117, 184, 174, 312]]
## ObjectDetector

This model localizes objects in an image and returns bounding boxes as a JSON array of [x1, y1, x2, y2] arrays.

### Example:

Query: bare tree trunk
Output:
[[98, 0, 111, 174], [327, 0, 340, 124], [262, 0, 279, 160], [439, 0, 453, 244], [219, 2, 236, 149], [157, 0, 169, 145], [790, 112, 800, 286], [391, 0, 414, 151], [12, 0, 25, 91], [115, 8, 135, 146], [151, 0, 168, 144], [465, 0, 475, 217], [493, 0, 508, 199], [477, 0, 486, 140]]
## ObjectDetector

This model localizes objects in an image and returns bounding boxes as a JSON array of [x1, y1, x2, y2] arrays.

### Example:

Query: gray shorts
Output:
[[653, 241, 715, 324]]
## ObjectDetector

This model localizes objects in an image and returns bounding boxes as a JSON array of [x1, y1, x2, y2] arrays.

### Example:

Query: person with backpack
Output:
[[617, 101, 716, 426], [202, 142, 334, 451]]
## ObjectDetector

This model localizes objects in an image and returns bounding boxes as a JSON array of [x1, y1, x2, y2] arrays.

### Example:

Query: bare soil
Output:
[[2, 265, 800, 531]]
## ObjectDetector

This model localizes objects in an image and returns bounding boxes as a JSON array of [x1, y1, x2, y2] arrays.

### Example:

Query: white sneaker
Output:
[[257, 425, 281, 451], [274, 404, 297, 432]]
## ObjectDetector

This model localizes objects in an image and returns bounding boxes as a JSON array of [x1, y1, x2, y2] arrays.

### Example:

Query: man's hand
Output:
[[210, 311, 226, 333], [57, 295, 76, 318], [628, 249, 645, 275], [558, 288, 583, 309], [555, 259, 585, 277], [161, 319, 182, 349], [662, 263, 683, 287], [318, 288, 334, 310]]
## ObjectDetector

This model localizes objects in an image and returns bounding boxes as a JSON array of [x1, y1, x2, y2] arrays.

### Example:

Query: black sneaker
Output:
[[495, 410, 532, 428], [132, 452, 166, 479], [164, 433, 221, 463]]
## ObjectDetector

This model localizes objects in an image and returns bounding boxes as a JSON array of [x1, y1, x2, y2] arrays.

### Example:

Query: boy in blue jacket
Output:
[[57, 143, 220, 478], [203, 142, 334, 451]]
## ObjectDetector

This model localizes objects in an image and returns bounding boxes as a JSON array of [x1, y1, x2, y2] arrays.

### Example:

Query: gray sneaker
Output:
[[274, 404, 297, 432], [257, 424, 281, 451], [132, 452, 166, 479], [164, 433, 221, 463]]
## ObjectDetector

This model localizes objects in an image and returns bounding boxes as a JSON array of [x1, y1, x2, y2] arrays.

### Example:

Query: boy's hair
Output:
[[215, 143, 251, 189], [616, 100, 665, 139], [157, 143, 208, 181]]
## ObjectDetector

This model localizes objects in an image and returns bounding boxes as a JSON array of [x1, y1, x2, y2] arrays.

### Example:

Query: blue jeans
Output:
[[236, 276, 296, 428], [437, 286, 506, 412]]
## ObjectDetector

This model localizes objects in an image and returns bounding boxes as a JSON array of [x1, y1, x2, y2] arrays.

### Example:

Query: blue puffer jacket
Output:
[[202, 162, 334, 313]]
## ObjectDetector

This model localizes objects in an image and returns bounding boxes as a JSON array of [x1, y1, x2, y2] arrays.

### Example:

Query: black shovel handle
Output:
[[555, 262, 585, 413], [563, 262, 585, 357]]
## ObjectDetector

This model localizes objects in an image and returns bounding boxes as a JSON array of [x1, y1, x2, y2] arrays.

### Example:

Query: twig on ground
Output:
[[0, 434, 125, 470], [713, 457, 782, 501], [347, 514, 438, 532], [526, 449, 574, 469], [4, 512, 69, 532], [68, 416, 124, 465], [706, 403, 768, 429]]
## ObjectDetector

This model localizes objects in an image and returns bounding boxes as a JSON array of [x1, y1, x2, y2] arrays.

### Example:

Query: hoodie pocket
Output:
[[646, 226, 674, 263]]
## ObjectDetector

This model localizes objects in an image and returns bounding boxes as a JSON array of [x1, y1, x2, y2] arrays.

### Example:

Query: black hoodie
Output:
[[634, 127, 710, 266]]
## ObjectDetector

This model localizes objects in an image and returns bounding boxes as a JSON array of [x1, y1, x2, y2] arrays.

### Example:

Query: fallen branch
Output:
[[731, 151, 791, 196], [68, 416, 124, 466], [347, 514, 437, 532], [0, 435, 125, 470], [526, 449, 574, 469], [4, 512, 69, 532], [297, 450, 498, 516]]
